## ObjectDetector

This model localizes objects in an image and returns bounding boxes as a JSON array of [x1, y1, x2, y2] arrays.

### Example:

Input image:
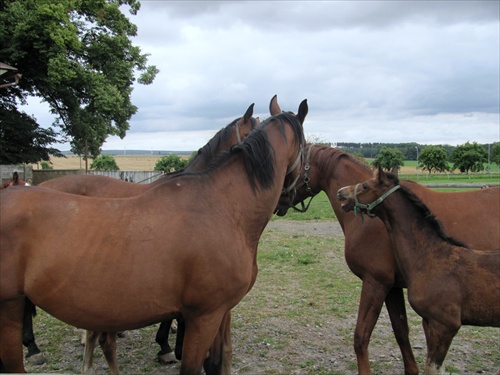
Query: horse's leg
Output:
[[99, 332, 120, 375], [175, 318, 185, 361], [156, 319, 176, 363], [171, 319, 178, 333], [203, 311, 232, 375], [385, 288, 419, 375], [22, 298, 45, 365], [422, 318, 458, 375], [0, 298, 26, 373], [82, 330, 100, 375], [353, 279, 389, 375], [180, 313, 225, 375]]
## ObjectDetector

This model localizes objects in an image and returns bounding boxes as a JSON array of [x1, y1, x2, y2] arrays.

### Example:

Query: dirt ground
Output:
[[23, 220, 499, 375]]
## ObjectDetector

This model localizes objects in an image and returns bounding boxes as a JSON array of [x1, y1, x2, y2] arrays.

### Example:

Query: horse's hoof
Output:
[[83, 367, 96, 375], [26, 353, 46, 365], [170, 320, 178, 334], [158, 351, 177, 364]]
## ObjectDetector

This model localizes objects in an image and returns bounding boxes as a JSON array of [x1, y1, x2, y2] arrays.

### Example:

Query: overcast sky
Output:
[[29, 1, 500, 151]]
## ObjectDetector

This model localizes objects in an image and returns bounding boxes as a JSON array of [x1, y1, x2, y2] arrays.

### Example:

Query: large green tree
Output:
[[371, 147, 405, 171], [450, 141, 488, 173], [418, 145, 449, 174], [0, 105, 63, 163], [90, 154, 119, 170], [154, 155, 188, 173], [0, 0, 158, 162], [492, 143, 500, 167]]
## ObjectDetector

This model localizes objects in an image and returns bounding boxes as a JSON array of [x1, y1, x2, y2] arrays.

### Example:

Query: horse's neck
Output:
[[376, 191, 444, 280], [185, 153, 211, 173], [209, 149, 291, 243], [315, 149, 372, 227]]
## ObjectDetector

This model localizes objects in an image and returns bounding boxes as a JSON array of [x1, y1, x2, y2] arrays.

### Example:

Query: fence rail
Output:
[[421, 183, 499, 189], [31, 169, 164, 185]]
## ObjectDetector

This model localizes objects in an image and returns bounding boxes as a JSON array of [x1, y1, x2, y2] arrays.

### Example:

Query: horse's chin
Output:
[[274, 207, 288, 217], [339, 200, 353, 213]]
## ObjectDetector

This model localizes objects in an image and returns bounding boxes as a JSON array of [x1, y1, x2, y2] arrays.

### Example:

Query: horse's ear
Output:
[[375, 166, 385, 181], [391, 164, 399, 176], [269, 94, 281, 116], [297, 99, 308, 125], [243, 103, 254, 123]]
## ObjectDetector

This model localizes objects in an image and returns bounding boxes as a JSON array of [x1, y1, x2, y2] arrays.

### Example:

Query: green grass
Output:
[[403, 173, 500, 185], [273, 191, 336, 221]]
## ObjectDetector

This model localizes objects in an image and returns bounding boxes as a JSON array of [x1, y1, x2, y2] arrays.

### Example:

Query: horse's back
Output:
[[403, 182, 500, 249], [40, 174, 148, 197]]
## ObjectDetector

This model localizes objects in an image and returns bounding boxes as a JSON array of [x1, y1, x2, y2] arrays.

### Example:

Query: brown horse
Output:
[[30, 103, 260, 373], [1, 171, 27, 189], [0, 99, 308, 375], [39, 104, 259, 197], [337, 167, 500, 374], [276, 144, 500, 375]]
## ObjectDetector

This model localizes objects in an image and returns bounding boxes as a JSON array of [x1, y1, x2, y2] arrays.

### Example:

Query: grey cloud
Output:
[[138, 1, 499, 31]]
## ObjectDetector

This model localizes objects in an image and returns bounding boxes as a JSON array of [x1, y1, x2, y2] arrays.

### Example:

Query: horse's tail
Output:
[[26, 298, 37, 317]]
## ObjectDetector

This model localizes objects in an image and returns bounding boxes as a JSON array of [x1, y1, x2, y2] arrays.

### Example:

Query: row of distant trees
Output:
[[367, 142, 500, 174], [85, 142, 500, 176]]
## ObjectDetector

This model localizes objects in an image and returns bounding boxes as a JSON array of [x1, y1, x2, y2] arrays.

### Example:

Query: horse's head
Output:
[[266, 96, 308, 211], [337, 166, 400, 217], [275, 143, 321, 216], [234, 103, 260, 143], [4, 171, 26, 188], [188, 103, 260, 171]]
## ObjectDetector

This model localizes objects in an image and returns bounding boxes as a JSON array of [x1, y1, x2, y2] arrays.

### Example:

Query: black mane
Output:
[[385, 172, 469, 248], [189, 116, 259, 168], [199, 111, 305, 192]]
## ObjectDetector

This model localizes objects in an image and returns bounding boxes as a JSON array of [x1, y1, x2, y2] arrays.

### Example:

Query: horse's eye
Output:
[[362, 183, 368, 190]]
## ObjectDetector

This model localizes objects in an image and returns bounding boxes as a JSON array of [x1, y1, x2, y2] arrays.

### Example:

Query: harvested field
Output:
[[35, 154, 418, 175]]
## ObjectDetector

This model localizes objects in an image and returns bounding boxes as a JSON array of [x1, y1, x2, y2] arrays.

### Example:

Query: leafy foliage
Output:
[[40, 161, 53, 170], [492, 143, 500, 167], [90, 154, 119, 170], [418, 145, 449, 174], [154, 155, 188, 172], [0, 106, 63, 164], [450, 142, 488, 173], [0, 0, 158, 162], [371, 147, 405, 171]]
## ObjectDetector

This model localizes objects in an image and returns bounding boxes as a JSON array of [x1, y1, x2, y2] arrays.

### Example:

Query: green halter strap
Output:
[[353, 183, 401, 218]]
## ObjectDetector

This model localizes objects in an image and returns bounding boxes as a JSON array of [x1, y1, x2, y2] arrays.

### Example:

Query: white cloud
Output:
[[27, 1, 500, 150]]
